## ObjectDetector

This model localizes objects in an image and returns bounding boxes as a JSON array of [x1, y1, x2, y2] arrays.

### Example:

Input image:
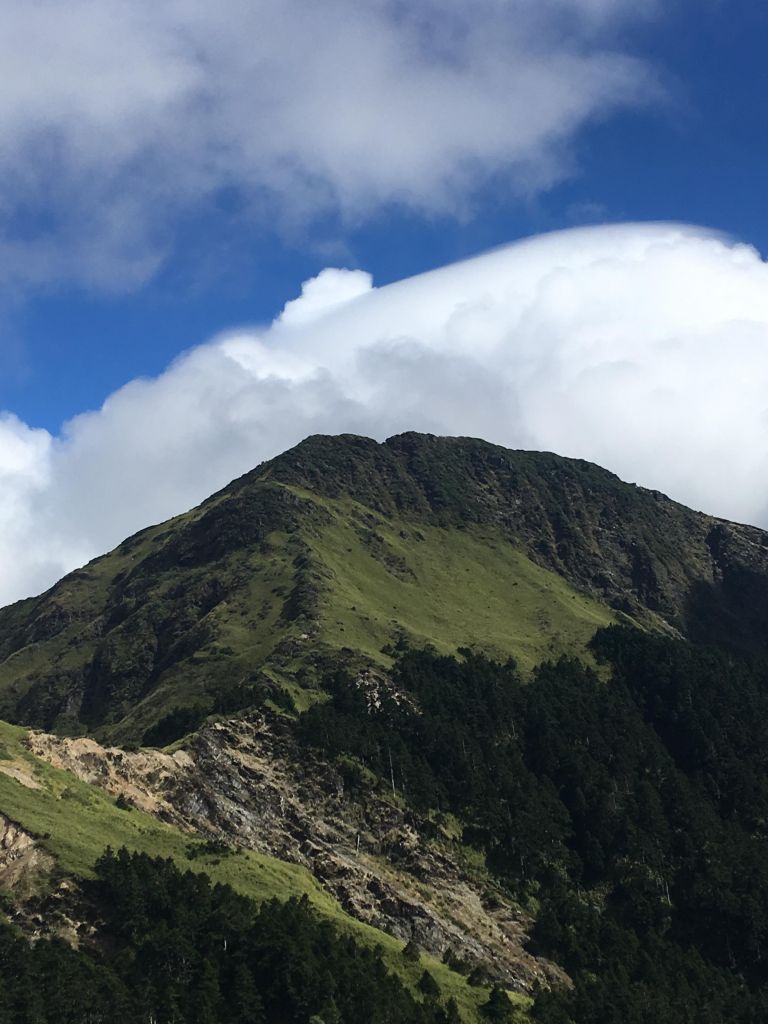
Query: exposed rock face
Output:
[[0, 828, 94, 950], [28, 714, 565, 992], [0, 813, 53, 892]]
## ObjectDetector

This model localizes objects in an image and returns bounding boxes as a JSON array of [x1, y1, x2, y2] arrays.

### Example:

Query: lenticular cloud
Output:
[[4, 222, 768, 604]]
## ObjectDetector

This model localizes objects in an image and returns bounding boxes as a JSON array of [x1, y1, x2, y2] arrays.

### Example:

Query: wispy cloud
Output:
[[2, 222, 768, 604], [0, 0, 659, 291]]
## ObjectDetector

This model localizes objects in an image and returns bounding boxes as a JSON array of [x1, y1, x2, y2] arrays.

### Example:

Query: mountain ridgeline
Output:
[[1, 432, 768, 739]]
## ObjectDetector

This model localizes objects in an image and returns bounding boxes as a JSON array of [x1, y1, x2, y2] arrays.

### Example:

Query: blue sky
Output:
[[3, 0, 766, 432], [4, 0, 768, 603]]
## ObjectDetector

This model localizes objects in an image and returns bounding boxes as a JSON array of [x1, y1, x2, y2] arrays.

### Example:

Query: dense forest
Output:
[[0, 849, 467, 1024], [298, 627, 768, 1023]]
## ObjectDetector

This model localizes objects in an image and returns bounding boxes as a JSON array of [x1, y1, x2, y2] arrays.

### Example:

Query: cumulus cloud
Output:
[[2, 223, 768, 604], [279, 269, 373, 327], [0, 0, 658, 289]]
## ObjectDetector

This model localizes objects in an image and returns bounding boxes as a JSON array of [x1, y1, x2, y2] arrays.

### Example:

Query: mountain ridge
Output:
[[270, 431, 768, 644], [1, 432, 768, 739]]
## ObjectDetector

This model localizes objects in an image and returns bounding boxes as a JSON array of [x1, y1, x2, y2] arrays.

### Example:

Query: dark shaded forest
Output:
[[298, 626, 768, 1023], [0, 849, 463, 1024]]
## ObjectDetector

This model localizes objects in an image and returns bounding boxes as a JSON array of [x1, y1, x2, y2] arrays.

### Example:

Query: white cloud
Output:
[[0, 0, 658, 289], [279, 269, 373, 327], [3, 222, 768, 604]]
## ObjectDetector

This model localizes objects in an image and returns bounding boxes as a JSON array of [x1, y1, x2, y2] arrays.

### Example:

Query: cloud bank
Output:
[[0, 0, 657, 290], [2, 222, 768, 605]]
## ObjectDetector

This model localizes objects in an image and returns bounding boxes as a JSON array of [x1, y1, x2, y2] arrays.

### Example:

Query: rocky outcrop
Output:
[[28, 714, 565, 992], [0, 838, 95, 950], [0, 813, 53, 893]]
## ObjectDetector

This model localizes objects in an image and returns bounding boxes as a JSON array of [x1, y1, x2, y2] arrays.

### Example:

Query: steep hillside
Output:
[[0, 717, 515, 1021], [261, 432, 768, 643], [21, 711, 560, 992], [1, 432, 767, 740]]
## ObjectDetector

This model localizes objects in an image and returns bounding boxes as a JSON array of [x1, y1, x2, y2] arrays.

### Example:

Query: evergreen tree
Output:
[[418, 971, 441, 1000], [482, 987, 514, 1022]]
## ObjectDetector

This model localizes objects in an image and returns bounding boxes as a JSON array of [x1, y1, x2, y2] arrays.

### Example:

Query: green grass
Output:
[[309, 496, 615, 674], [0, 719, 515, 1020], [110, 499, 615, 740]]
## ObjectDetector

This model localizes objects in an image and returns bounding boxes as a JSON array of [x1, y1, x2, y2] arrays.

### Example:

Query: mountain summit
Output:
[[1, 432, 767, 739]]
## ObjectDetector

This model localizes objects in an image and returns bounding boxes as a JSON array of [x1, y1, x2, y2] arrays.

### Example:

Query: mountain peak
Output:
[[251, 431, 625, 519], [2, 431, 768, 740]]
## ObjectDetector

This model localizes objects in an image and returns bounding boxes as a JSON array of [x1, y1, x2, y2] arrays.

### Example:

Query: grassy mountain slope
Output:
[[0, 431, 767, 739], [0, 719, 507, 1021], [262, 432, 768, 642]]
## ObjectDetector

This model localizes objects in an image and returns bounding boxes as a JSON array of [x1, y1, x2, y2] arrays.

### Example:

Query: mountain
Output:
[[1, 432, 768, 741], [4, 433, 768, 1024]]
